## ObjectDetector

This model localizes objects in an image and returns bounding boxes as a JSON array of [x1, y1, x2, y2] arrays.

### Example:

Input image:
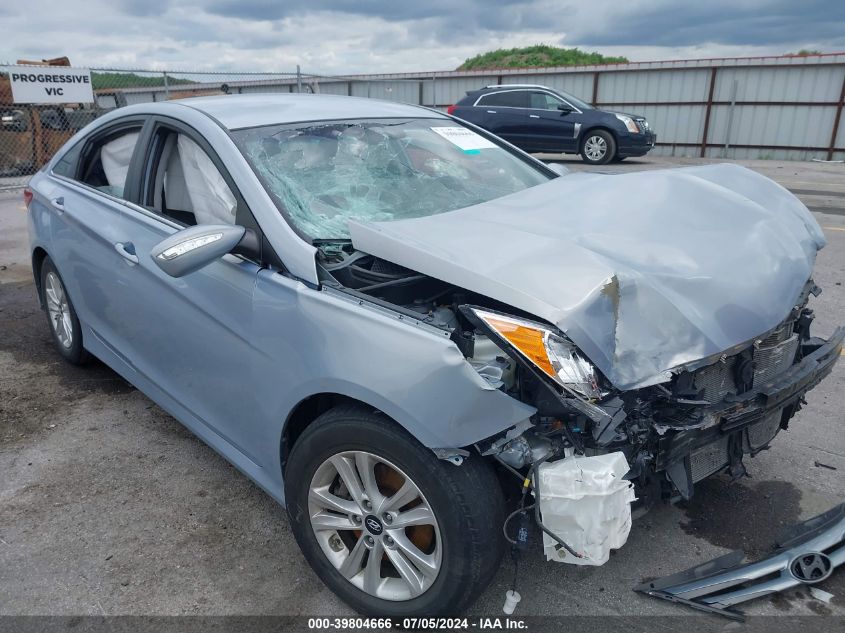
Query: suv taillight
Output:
[[446, 105, 457, 115], [23, 188, 33, 209]]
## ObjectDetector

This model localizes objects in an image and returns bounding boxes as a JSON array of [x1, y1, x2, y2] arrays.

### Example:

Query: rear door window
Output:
[[74, 127, 143, 199], [477, 91, 530, 108]]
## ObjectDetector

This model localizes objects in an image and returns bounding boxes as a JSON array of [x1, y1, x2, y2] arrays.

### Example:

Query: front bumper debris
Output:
[[658, 327, 844, 498], [634, 502, 845, 620]]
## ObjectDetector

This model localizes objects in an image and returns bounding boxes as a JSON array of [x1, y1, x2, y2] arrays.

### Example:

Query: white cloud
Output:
[[0, 0, 841, 74]]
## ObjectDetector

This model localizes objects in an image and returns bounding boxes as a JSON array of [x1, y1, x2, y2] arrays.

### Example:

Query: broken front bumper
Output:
[[660, 327, 844, 496], [634, 502, 845, 619]]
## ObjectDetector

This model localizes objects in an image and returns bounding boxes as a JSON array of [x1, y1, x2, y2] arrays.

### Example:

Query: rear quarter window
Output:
[[477, 91, 530, 108]]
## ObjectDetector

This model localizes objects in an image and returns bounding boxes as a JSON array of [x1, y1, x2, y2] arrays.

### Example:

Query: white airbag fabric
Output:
[[100, 132, 139, 190], [177, 135, 237, 225], [538, 452, 636, 566]]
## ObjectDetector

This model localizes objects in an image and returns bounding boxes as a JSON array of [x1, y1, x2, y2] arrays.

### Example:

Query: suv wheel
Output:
[[285, 406, 505, 616], [581, 130, 616, 165]]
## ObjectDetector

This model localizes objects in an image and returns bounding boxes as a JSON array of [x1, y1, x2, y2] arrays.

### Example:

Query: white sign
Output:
[[431, 126, 497, 152], [4, 67, 94, 104]]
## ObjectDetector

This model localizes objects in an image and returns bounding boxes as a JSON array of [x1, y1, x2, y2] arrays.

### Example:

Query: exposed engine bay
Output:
[[318, 246, 843, 513]]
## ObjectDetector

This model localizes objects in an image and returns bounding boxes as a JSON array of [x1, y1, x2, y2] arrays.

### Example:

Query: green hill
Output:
[[91, 72, 196, 90], [458, 45, 628, 70]]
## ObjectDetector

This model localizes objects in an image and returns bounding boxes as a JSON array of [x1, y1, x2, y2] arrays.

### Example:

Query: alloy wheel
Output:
[[584, 135, 608, 161], [44, 271, 73, 349], [308, 450, 442, 601]]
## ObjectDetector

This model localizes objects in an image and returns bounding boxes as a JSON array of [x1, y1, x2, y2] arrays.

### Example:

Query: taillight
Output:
[[446, 105, 457, 115], [23, 188, 33, 209]]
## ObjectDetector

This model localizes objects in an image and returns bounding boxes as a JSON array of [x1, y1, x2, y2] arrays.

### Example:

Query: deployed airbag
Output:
[[100, 132, 139, 192], [177, 135, 237, 225], [537, 452, 636, 566]]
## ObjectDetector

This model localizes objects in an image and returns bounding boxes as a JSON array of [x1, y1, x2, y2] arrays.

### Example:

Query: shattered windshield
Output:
[[232, 118, 551, 240]]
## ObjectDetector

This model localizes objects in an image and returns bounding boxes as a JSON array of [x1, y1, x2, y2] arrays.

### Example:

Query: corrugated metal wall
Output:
[[299, 55, 845, 161]]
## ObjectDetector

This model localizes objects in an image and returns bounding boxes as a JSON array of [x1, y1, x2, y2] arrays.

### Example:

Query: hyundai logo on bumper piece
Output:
[[364, 515, 383, 535], [789, 553, 832, 583]]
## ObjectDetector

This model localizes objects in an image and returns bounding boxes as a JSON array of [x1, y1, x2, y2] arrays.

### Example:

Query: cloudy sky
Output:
[[1, 0, 843, 74]]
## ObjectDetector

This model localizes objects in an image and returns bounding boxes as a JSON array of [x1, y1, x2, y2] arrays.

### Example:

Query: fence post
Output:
[[828, 74, 845, 161], [700, 67, 718, 158], [296, 65, 302, 93], [163, 71, 170, 99], [722, 79, 738, 158]]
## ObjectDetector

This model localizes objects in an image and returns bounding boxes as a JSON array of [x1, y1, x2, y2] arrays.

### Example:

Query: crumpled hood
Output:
[[348, 164, 825, 390]]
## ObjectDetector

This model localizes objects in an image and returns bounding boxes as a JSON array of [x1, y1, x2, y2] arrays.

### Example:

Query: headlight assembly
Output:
[[468, 308, 602, 400], [614, 113, 639, 134]]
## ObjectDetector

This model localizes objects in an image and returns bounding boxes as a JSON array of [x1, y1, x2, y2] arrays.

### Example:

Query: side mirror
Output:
[[151, 224, 245, 278], [557, 104, 574, 115]]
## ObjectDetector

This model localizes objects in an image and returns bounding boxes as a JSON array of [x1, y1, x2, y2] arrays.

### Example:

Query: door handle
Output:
[[529, 114, 540, 118], [486, 110, 497, 114], [51, 196, 65, 212], [114, 242, 140, 265]]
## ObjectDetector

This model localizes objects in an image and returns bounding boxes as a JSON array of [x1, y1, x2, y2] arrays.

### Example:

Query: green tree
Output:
[[458, 45, 628, 70]]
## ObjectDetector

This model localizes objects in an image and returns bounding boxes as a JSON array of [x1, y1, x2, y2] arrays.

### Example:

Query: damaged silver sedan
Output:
[[26, 94, 842, 616]]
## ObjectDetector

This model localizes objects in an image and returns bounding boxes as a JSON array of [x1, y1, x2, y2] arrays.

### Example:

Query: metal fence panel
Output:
[[597, 69, 711, 104], [713, 65, 845, 102], [709, 104, 837, 148]]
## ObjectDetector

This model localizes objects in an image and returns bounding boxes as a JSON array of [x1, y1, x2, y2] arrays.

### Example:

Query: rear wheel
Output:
[[40, 256, 89, 365], [581, 129, 616, 165], [285, 406, 505, 616]]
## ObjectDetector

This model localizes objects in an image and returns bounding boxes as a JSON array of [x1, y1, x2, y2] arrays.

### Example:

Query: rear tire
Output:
[[40, 256, 90, 365], [581, 129, 616, 165], [285, 405, 505, 616]]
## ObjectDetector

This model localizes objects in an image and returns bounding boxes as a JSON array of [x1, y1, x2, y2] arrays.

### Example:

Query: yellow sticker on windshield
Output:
[[431, 126, 497, 152]]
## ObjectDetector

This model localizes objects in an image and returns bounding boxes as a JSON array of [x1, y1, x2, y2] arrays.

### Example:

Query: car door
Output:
[[47, 116, 149, 354], [59, 116, 269, 464], [474, 90, 531, 149], [520, 91, 578, 152]]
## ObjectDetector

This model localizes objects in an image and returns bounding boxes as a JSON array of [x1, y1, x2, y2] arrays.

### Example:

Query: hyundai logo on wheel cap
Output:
[[364, 515, 383, 535], [789, 552, 833, 583]]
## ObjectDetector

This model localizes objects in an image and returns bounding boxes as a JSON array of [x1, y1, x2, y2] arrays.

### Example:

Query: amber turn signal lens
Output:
[[478, 313, 555, 378]]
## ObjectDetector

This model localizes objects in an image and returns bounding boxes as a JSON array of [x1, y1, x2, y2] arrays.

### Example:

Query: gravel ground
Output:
[[1, 156, 844, 621]]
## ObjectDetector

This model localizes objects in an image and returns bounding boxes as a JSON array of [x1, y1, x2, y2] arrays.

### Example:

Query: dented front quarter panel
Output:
[[251, 269, 536, 453], [349, 163, 825, 390]]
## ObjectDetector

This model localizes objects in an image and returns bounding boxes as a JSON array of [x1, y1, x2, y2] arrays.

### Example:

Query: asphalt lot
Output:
[[1, 155, 844, 620]]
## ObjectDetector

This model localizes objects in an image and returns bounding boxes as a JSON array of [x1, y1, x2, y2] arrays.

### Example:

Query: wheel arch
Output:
[[31, 246, 49, 308], [281, 392, 386, 473]]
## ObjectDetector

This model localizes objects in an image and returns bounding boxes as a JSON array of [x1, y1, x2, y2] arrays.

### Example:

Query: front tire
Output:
[[40, 256, 89, 365], [580, 129, 616, 165], [285, 406, 505, 616]]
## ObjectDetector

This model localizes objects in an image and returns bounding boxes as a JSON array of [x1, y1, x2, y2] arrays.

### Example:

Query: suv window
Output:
[[528, 92, 564, 111], [76, 127, 142, 199], [147, 128, 237, 227], [477, 91, 529, 108]]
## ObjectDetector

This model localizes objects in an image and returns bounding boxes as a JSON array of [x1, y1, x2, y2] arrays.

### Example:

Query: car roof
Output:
[[172, 93, 446, 130]]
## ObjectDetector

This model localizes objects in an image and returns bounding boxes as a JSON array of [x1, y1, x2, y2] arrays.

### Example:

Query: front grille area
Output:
[[754, 334, 799, 386], [747, 408, 783, 450], [690, 436, 730, 482], [692, 320, 797, 402], [695, 357, 738, 402]]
